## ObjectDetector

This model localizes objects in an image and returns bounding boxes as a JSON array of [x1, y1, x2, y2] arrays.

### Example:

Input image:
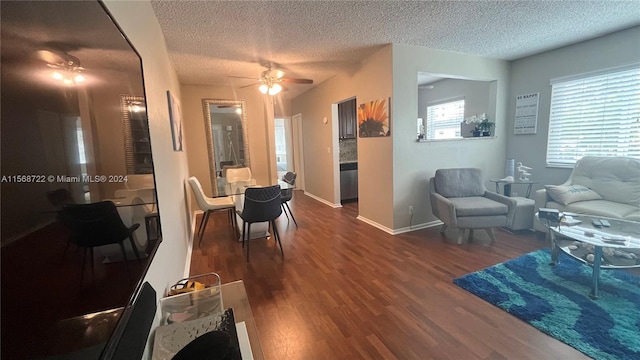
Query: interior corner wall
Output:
[[274, 97, 292, 117], [292, 45, 393, 228], [181, 85, 273, 211], [103, 0, 191, 344], [506, 26, 640, 192], [392, 43, 510, 230]]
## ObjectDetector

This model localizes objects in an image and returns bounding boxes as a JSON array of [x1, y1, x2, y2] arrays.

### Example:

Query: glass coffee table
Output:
[[153, 280, 264, 359], [541, 213, 640, 299]]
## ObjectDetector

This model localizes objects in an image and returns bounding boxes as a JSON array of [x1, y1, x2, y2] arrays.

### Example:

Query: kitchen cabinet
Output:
[[338, 98, 356, 139]]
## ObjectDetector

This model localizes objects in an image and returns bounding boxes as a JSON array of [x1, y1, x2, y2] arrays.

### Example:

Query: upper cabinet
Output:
[[338, 98, 357, 139]]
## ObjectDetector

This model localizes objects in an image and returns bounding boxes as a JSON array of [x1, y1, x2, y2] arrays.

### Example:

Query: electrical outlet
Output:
[[409, 205, 414, 214]]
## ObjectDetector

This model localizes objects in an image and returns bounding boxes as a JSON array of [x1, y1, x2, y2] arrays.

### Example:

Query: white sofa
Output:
[[534, 156, 640, 232]]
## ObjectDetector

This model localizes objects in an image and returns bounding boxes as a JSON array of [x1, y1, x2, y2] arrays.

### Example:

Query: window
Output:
[[546, 66, 640, 166], [426, 98, 464, 140]]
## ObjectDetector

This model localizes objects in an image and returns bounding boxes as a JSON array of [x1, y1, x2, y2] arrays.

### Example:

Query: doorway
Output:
[[274, 117, 294, 179]]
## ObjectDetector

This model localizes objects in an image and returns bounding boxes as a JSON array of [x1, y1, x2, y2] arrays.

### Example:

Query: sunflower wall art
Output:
[[358, 98, 390, 137]]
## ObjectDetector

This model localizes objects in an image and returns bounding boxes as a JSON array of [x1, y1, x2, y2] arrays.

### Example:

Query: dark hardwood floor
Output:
[[190, 191, 589, 360]]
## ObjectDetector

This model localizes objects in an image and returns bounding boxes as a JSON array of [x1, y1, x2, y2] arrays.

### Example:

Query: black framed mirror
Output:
[[0, 1, 161, 358]]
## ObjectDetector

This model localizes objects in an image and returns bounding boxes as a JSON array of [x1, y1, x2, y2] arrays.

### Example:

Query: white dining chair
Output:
[[187, 176, 237, 245]]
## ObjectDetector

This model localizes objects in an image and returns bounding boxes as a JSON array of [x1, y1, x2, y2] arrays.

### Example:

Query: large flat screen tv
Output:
[[1, 1, 161, 358]]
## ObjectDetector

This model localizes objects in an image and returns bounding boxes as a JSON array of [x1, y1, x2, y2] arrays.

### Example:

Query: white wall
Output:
[[392, 44, 511, 231], [102, 0, 192, 350], [181, 84, 275, 210], [292, 46, 393, 228], [506, 26, 640, 191]]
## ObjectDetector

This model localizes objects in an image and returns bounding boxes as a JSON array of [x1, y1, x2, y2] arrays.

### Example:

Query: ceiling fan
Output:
[[37, 49, 86, 85], [229, 63, 313, 95]]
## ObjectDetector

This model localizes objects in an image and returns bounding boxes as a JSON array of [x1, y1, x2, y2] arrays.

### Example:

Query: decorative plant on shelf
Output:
[[464, 113, 494, 136]]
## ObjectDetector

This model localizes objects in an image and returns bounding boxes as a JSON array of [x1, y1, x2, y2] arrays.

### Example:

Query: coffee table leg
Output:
[[589, 246, 603, 300], [549, 232, 560, 266]]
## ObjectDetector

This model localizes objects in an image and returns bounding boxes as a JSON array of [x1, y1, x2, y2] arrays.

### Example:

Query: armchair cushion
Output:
[[449, 197, 508, 216], [434, 168, 485, 197], [545, 184, 602, 206]]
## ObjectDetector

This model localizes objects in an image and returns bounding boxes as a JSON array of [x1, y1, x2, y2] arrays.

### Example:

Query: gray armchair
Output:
[[429, 168, 517, 244]]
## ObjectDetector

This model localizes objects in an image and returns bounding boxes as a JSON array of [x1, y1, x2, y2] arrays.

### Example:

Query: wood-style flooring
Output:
[[190, 191, 589, 360]]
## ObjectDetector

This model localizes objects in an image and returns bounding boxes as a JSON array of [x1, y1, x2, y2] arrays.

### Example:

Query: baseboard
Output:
[[184, 210, 203, 277], [304, 191, 341, 208], [355, 216, 442, 235], [393, 220, 442, 235], [356, 215, 394, 235]]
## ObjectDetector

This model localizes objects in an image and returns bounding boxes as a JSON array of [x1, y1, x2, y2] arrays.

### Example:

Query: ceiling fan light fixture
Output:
[[50, 69, 85, 85], [258, 83, 269, 94], [269, 83, 282, 95]]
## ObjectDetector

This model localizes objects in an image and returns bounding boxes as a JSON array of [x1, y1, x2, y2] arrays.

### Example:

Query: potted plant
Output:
[[464, 113, 494, 137]]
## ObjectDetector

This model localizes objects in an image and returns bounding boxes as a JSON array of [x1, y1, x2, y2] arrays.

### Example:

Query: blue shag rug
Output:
[[453, 249, 640, 360]]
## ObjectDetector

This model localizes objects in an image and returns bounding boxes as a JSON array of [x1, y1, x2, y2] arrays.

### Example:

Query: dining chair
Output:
[[280, 172, 298, 228], [61, 201, 141, 285], [224, 167, 257, 196], [236, 185, 283, 262], [188, 176, 237, 245]]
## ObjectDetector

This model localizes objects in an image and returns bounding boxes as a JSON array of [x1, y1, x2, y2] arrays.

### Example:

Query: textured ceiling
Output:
[[150, 1, 640, 99]]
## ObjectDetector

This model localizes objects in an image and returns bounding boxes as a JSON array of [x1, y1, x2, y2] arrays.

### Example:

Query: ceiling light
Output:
[[235, 108, 242, 114], [51, 69, 85, 85], [268, 83, 282, 95], [47, 57, 86, 86], [258, 82, 282, 95]]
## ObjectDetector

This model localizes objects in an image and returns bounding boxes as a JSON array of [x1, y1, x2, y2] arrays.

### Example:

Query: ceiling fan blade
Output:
[[239, 82, 260, 89], [37, 49, 66, 64], [282, 78, 313, 84], [228, 75, 258, 80]]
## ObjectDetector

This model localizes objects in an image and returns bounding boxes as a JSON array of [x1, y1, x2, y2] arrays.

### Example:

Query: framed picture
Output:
[[358, 98, 390, 137], [167, 90, 183, 151]]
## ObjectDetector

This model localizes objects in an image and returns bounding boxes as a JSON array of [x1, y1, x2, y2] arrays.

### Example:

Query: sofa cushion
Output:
[[435, 168, 485, 198], [625, 211, 640, 222], [448, 196, 508, 216], [564, 200, 639, 219], [570, 156, 640, 207], [545, 184, 601, 206]]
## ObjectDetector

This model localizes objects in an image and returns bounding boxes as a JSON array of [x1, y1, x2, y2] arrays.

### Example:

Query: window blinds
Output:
[[546, 67, 640, 166], [426, 99, 465, 140]]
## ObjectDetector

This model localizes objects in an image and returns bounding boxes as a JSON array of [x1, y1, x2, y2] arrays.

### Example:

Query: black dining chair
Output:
[[61, 201, 141, 285], [280, 172, 298, 228], [236, 185, 283, 262]]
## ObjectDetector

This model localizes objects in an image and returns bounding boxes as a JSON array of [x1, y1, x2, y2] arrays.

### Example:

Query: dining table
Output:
[[211, 178, 294, 241]]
